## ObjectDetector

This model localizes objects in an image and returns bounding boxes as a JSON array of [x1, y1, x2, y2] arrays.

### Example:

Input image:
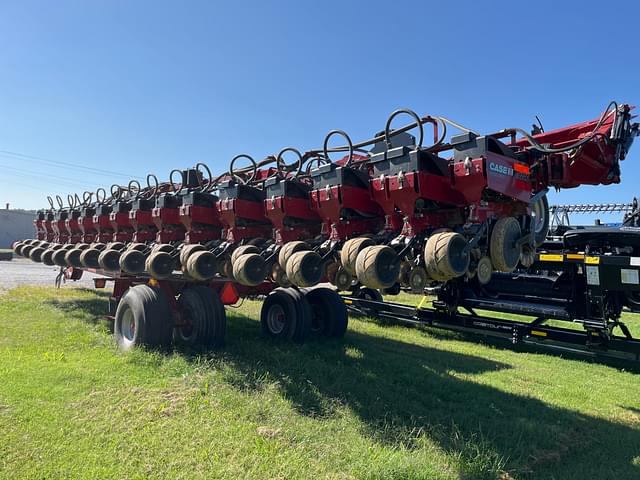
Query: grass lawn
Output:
[[0, 286, 639, 479]]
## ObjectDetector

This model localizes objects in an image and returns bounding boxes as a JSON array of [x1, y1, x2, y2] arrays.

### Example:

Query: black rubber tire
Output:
[[13, 242, 25, 255], [340, 237, 374, 275], [152, 243, 174, 254], [233, 253, 267, 286], [21, 244, 36, 258], [186, 250, 218, 281], [303, 287, 348, 337], [120, 249, 146, 274], [114, 284, 173, 351], [108, 242, 126, 251], [476, 256, 493, 285], [490, 217, 522, 273], [424, 232, 470, 281], [531, 194, 550, 247], [355, 245, 400, 289], [260, 287, 311, 344], [408, 267, 428, 292], [286, 250, 323, 287], [356, 287, 383, 302], [278, 241, 309, 270], [98, 249, 122, 271], [173, 286, 226, 348], [231, 245, 260, 265], [146, 251, 175, 279]]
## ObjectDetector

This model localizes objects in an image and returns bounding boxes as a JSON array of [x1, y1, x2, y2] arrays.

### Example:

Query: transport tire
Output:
[[29, 247, 46, 263], [303, 287, 348, 337], [146, 251, 175, 279], [186, 250, 218, 281], [278, 241, 309, 270], [355, 245, 400, 289], [233, 253, 267, 286], [99, 249, 122, 271], [114, 284, 173, 351], [173, 286, 226, 348], [80, 248, 102, 269], [179, 244, 205, 267], [424, 232, 470, 281], [260, 288, 311, 344], [490, 217, 522, 273], [476, 256, 493, 285], [119, 249, 146, 274], [286, 250, 323, 287], [340, 237, 374, 275], [231, 245, 260, 265], [531, 194, 550, 247]]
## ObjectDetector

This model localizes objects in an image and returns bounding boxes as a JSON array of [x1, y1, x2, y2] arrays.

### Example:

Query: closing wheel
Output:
[[13, 242, 25, 256], [355, 245, 400, 289], [490, 217, 522, 273], [146, 251, 176, 279], [476, 256, 493, 285], [278, 241, 309, 270], [179, 244, 205, 267], [173, 286, 226, 348], [408, 267, 429, 292], [332, 267, 353, 291], [520, 245, 536, 268], [231, 245, 260, 265], [531, 194, 549, 247], [233, 253, 267, 286], [98, 249, 122, 271], [356, 287, 383, 302], [186, 250, 218, 281], [29, 247, 46, 263], [119, 249, 146, 274], [286, 250, 323, 287], [114, 284, 173, 351], [80, 248, 102, 268], [21, 244, 36, 258], [303, 287, 348, 337], [424, 232, 470, 281], [217, 253, 233, 278], [270, 262, 291, 287], [260, 288, 311, 344], [340, 237, 374, 275]]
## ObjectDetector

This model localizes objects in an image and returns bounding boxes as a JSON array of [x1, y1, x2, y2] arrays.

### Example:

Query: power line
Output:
[[0, 149, 145, 180], [0, 163, 106, 190]]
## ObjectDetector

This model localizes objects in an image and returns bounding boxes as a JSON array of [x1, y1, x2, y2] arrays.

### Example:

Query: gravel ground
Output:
[[0, 257, 99, 291]]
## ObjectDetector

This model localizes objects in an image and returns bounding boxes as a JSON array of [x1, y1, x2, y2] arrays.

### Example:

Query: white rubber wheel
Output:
[[146, 251, 175, 279], [490, 217, 522, 273], [231, 245, 260, 265], [286, 250, 323, 287], [120, 249, 146, 274], [355, 245, 400, 289], [186, 250, 218, 281], [233, 253, 267, 286], [180, 244, 205, 267], [424, 232, 470, 281], [340, 237, 374, 275], [278, 241, 310, 270]]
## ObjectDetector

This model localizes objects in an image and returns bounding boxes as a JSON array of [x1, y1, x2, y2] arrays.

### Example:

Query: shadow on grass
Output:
[[212, 313, 640, 479], [48, 293, 640, 479], [45, 290, 113, 330]]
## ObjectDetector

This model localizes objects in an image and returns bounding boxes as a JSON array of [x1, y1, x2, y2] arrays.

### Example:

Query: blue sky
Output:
[[0, 0, 638, 224]]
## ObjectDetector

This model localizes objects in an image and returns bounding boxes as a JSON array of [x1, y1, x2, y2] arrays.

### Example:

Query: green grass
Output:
[[0, 286, 639, 479]]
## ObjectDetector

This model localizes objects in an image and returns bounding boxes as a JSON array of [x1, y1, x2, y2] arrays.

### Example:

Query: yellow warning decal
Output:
[[343, 299, 352, 305], [565, 254, 585, 260], [585, 256, 600, 264], [539, 254, 564, 262], [531, 330, 547, 337], [148, 278, 159, 287]]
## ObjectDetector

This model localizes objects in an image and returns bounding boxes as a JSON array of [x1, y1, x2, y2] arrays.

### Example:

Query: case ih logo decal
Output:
[[489, 162, 514, 176], [489, 161, 530, 189]]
